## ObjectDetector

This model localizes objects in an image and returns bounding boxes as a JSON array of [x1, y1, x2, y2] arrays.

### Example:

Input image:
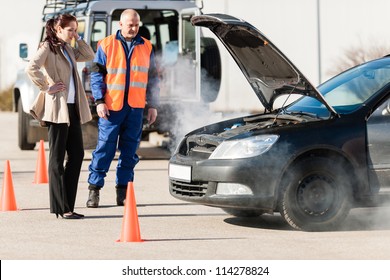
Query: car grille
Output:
[[180, 134, 222, 158], [171, 180, 208, 197]]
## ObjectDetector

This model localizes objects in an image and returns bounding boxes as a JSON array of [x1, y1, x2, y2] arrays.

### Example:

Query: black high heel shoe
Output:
[[62, 212, 84, 219], [72, 212, 85, 218]]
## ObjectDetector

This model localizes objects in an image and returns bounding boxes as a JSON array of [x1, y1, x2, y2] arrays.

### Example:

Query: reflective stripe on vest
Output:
[[100, 35, 152, 110]]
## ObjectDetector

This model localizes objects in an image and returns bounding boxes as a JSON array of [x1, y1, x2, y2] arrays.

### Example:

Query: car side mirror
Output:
[[19, 43, 28, 60]]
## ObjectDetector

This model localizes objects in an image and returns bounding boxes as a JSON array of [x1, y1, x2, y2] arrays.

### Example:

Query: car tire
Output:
[[279, 157, 352, 231], [18, 99, 36, 150], [223, 208, 265, 218]]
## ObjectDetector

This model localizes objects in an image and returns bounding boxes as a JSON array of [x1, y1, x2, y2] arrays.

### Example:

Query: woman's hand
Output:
[[47, 82, 66, 94]]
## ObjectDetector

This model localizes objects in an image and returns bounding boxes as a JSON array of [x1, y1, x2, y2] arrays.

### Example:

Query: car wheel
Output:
[[18, 99, 36, 150], [279, 157, 352, 231], [223, 208, 265, 217]]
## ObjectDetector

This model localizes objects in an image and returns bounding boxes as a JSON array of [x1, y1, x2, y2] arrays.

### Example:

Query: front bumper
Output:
[[168, 154, 284, 211]]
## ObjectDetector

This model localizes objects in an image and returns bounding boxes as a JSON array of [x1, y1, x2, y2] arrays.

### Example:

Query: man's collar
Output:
[[116, 30, 144, 44]]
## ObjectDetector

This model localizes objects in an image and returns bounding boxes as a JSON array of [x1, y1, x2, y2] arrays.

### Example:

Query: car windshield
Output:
[[285, 57, 390, 117]]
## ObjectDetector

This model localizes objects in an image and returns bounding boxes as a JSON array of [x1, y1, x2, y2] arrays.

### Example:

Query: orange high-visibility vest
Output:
[[99, 35, 152, 110]]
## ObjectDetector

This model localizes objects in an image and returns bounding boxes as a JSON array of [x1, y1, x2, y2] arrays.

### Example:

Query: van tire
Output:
[[18, 99, 35, 150]]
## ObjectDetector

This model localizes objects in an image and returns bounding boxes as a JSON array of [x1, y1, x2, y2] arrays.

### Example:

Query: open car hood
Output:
[[192, 14, 337, 115]]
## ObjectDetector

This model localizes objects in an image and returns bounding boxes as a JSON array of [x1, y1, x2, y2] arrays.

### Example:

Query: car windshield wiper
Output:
[[284, 110, 320, 119]]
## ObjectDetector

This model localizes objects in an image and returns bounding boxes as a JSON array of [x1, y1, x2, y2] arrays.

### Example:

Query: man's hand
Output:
[[97, 103, 110, 120], [147, 107, 157, 125]]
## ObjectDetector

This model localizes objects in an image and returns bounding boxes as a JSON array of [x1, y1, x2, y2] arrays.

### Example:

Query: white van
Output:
[[14, 0, 221, 150]]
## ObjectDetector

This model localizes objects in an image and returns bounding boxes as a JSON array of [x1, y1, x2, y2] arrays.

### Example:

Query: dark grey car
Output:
[[168, 14, 390, 231]]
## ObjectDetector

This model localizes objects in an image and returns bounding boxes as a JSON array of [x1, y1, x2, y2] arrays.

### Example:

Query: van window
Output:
[[111, 9, 178, 53], [91, 20, 107, 52], [182, 15, 195, 55], [71, 20, 86, 48], [39, 20, 86, 47]]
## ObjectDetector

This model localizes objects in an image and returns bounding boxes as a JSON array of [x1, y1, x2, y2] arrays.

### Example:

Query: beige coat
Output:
[[26, 39, 94, 125]]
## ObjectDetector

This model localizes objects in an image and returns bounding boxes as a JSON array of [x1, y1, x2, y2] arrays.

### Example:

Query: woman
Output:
[[26, 14, 94, 219]]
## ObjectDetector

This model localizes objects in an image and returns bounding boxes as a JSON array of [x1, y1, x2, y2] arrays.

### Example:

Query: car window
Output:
[[319, 58, 390, 109]]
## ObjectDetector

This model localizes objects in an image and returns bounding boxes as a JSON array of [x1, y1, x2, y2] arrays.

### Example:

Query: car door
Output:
[[367, 96, 390, 192]]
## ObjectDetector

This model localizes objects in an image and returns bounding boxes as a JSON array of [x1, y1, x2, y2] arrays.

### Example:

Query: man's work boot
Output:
[[86, 187, 100, 208], [116, 185, 127, 206]]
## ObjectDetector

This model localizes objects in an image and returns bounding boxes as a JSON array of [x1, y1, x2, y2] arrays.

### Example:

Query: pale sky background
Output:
[[2, 0, 390, 111], [0, 0, 46, 89]]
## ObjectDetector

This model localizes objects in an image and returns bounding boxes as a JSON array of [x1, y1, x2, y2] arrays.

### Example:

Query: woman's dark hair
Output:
[[44, 14, 77, 53]]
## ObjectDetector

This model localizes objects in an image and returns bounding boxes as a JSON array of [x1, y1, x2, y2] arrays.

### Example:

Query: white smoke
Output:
[[155, 54, 227, 152]]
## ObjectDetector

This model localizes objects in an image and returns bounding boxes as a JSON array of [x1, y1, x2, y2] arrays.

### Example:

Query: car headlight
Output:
[[209, 135, 279, 159]]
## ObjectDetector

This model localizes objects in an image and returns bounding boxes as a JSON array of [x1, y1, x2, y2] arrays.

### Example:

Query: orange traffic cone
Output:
[[116, 182, 143, 242], [0, 160, 18, 211], [33, 140, 48, 184]]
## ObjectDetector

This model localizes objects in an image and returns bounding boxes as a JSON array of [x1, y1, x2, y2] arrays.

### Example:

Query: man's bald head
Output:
[[119, 9, 141, 41], [120, 9, 140, 22]]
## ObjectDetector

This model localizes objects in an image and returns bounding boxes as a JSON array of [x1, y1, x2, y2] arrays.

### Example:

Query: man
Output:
[[86, 9, 159, 207]]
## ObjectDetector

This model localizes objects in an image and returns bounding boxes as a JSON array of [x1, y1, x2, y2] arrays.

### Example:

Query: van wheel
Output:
[[200, 37, 221, 103], [18, 99, 35, 150], [223, 208, 264, 217], [279, 157, 351, 231]]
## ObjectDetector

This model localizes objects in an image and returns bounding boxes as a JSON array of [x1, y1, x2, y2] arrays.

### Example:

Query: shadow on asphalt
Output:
[[22, 204, 390, 232], [84, 146, 172, 161], [21, 207, 50, 211], [223, 207, 390, 232], [137, 203, 193, 207], [224, 214, 292, 231], [143, 237, 246, 242], [137, 146, 171, 160], [83, 213, 228, 219]]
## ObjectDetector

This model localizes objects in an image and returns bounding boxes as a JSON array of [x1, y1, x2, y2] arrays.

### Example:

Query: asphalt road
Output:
[[1, 111, 390, 263]]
